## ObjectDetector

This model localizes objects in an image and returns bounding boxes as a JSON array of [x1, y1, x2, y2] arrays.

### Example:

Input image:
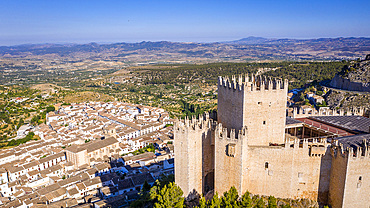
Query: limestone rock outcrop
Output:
[[329, 56, 370, 92]]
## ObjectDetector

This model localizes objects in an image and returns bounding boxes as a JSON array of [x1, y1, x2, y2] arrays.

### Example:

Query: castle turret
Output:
[[217, 74, 288, 146]]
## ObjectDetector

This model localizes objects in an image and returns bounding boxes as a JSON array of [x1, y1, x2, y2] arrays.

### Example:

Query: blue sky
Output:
[[0, 0, 369, 46]]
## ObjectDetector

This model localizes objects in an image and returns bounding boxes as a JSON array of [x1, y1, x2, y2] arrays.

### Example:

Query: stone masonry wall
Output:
[[214, 125, 247, 195], [341, 153, 369, 208], [217, 75, 288, 146], [329, 148, 370, 208], [174, 117, 213, 196], [243, 88, 287, 145], [244, 141, 331, 202]]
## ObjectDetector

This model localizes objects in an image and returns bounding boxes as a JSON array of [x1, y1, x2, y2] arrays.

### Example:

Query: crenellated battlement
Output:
[[174, 112, 216, 132], [282, 137, 329, 157], [218, 74, 288, 92], [214, 122, 247, 141], [330, 138, 369, 159], [292, 106, 366, 118]]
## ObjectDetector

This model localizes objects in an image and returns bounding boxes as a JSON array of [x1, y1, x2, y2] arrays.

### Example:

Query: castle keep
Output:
[[174, 74, 369, 208]]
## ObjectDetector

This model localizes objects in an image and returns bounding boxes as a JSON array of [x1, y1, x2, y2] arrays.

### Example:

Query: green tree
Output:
[[46, 105, 55, 113], [267, 196, 277, 208], [254, 198, 265, 208], [222, 186, 239, 208], [150, 182, 184, 208], [142, 180, 152, 193], [210, 192, 221, 208], [304, 99, 310, 105], [199, 196, 208, 208], [17, 118, 24, 129], [240, 191, 252, 208]]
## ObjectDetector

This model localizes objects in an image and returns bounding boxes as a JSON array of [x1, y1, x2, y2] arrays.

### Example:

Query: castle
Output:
[[174, 74, 369, 208]]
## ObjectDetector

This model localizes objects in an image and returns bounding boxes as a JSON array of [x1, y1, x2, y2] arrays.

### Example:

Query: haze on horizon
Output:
[[0, 0, 369, 46]]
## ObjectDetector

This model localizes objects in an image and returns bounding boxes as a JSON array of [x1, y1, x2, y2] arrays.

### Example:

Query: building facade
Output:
[[66, 137, 120, 168], [174, 75, 369, 208]]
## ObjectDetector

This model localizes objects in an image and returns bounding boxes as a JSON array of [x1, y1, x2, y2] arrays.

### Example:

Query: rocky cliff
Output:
[[329, 56, 370, 92]]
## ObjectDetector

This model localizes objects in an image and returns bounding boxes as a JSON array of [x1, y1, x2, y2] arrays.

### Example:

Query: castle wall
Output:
[[342, 153, 369, 208], [244, 142, 331, 202], [217, 76, 287, 146], [329, 148, 370, 208], [174, 74, 369, 207], [243, 88, 287, 145], [202, 127, 215, 193], [213, 125, 247, 195], [217, 80, 244, 134], [174, 117, 214, 196]]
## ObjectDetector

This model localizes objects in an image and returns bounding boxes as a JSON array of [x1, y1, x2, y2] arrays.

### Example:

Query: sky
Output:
[[0, 0, 369, 46]]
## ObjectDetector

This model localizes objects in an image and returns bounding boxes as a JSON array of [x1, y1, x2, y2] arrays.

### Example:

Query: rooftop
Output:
[[335, 133, 370, 150], [310, 115, 370, 134]]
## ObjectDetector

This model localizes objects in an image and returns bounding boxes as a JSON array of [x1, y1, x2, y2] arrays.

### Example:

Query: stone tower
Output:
[[175, 74, 288, 196], [174, 113, 215, 196], [217, 74, 288, 145], [175, 74, 369, 207]]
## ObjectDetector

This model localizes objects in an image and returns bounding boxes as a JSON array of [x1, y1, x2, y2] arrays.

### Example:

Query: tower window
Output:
[[258, 102, 262, 105], [359, 176, 362, 181], [263, 121, 266, 125], [226, 144, 236, 157], [265, 162, 269, 169]]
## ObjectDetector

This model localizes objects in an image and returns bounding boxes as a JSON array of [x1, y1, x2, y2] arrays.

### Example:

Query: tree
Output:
[[142, 180, 152, 193], [240, 191, 252, 208], [150, 182, 184, 208], [199, 196, 207, 208], [222, 186, 239, 208], [267, 196, 277, 208], [46, 105, 55, 113], [254, 198, 265, 208], [304, 99, 310, 105], [209, 192, 221, 208], [17, 118, 24, 129]]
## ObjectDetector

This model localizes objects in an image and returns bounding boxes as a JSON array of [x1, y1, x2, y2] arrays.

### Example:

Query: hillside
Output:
[[0, 37, 369, 62], [330, 55, 370, 92]]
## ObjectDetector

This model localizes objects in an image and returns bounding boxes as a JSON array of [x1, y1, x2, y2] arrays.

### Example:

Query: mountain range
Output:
[[1, 37, 369, 62]]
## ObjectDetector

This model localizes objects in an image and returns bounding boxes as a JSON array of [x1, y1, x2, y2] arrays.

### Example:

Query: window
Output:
[[359, 176, 362, 181], [298, 172, 305, 183], [258, 102, 262, 105], [263, 121, 266, 125], [226, 144, 236, 157], [265, 162, 269, 169]]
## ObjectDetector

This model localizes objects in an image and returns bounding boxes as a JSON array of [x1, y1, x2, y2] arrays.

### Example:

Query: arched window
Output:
[[265, 162, 269, 169]]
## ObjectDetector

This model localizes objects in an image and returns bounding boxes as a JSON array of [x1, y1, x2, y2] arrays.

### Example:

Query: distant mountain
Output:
[[224, 36, 269, 44], [0, 37, 369, 61]]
